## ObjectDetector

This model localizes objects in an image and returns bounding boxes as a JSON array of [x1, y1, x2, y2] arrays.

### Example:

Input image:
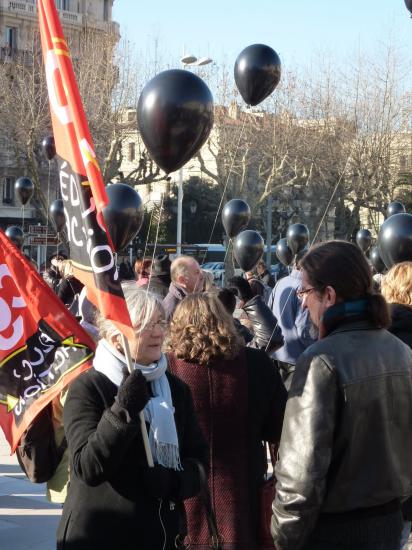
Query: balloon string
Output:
[[141, 204, 155, 268], [138, 194, 164, 355], [311, 146, 354, 245], [200, 114, 248, 265], [264, 285, 296, 353]]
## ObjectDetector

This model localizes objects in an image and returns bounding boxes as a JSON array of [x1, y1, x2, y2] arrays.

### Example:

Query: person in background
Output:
[[56, 260, 83, 312], [43, 252, 67, 293], [202, 269, 217, 292], [227, 276, 283, 352], [162, 256, 204, 321], [167, 293, 287, 550], [57, 288, 207, 550], [272, 241, 412, 550], [139, 254, 171, 299], [135, 258, 152, 287], [256, 259, 276, 288], [268, 251, 317, 389], [381, 261, 412, 550]]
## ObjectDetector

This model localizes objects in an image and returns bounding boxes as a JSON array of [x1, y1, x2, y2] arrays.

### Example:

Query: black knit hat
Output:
[[152, 254, 171, 276]]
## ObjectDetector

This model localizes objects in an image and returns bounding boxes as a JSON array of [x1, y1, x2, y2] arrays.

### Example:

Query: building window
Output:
[[103, 0, 109, 21], [400, 155, 407, 170], [127, 111, 136, 122], [129, 143, 136, 162], [5, 27, 17, 52], [3, 177, 14, 204], [55, 0, 69, 9]]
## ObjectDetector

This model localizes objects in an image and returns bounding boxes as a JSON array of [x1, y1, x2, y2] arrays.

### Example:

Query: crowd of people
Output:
[[39, 243, 412, 550]]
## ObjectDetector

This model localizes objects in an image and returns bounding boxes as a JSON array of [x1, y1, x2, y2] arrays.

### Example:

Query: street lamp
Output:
[[176, 54, 213, 255]]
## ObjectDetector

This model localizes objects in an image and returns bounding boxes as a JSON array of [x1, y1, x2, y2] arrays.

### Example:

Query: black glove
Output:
[[227, 276, 253, 303], [141, 464, 177, 500], [115, 369, 149, 420]]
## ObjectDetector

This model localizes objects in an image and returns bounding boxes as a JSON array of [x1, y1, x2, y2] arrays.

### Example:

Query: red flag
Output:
[[38, 0, 134, 340], [0, 231, 95, 451]]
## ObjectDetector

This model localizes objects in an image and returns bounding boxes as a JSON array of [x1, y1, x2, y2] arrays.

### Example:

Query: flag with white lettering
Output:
[[38, 0, 134, 340], [0, 231, 94, 451]]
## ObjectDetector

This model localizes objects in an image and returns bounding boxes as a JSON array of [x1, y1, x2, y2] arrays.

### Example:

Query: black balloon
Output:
[[405, 0, 412, 15], [286, 223, 309, 256], [42, 136, 56, 161], [222, 199, 251, 239], [233, 230, 264, 271], [137, 69, 214, 174], [15, 177, 34, 206], [50, 199, 66, 233], [276, 238, 293, 267], [387, 201, 406, 218], [103, 183, 144, 251], [234, 44, 281, 106], [5, 226, 24, 249], [369, 246, 386, 274], [355, 229, 372, 253], [378, 213, 412, 268]]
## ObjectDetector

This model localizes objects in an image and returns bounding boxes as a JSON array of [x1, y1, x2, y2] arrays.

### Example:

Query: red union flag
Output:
[[0, 231, 95, 451], [38, 0, 134, 340]]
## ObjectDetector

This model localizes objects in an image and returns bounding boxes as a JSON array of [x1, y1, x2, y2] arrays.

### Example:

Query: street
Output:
[[0, 431, 60, 549]]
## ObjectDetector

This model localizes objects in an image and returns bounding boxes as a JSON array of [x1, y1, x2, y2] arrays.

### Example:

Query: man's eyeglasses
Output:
[[296, 287, 316, 300]]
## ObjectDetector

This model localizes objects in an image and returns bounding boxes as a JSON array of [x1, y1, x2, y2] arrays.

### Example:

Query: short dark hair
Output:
[[218, 288, 237, 314], [300, 241, 390, 329]]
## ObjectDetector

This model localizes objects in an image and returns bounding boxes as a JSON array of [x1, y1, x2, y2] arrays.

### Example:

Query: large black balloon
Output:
[[50, 199, 66, 233], [275, 238, 293, 267], [15, 177, 34, 206], [355, 229, 372, 253], [405, 0, 412, 15], [103, 183, 144, 252], [137, 69, 214, 174], [5, 226, 24, 249], [234, 44, 281, 106], [222, 199, 251, 239], [378, 213, 412, 268], [387, 201, 406, 218], [42, 136, 56, 161], [233, 230, 264, 272], [369, 246, 386, 274], [286, 223, 309, 256]]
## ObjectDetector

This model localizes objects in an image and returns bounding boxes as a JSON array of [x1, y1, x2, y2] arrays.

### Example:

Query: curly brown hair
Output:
[[167, 293, 243, 364]]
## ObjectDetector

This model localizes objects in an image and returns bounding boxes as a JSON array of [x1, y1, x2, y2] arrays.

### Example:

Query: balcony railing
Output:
[[0, 0, 36, 16]]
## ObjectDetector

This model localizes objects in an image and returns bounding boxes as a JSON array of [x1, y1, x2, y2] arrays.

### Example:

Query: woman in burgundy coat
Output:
[[167, 293, 287, 549]]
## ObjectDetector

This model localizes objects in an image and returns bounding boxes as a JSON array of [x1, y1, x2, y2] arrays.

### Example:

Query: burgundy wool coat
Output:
[[168, 347, 287, 550]]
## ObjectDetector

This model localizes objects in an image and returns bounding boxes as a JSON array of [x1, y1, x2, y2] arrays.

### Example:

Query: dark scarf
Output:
[[321, 299, 369, 337]]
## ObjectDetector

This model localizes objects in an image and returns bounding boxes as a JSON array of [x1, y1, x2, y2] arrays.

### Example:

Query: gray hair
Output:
[[96, 284, 165, 341], [171, 256, 195, 283]]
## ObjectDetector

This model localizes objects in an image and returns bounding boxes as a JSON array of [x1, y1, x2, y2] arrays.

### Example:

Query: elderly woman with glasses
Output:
[[57, 287, 207, 550]]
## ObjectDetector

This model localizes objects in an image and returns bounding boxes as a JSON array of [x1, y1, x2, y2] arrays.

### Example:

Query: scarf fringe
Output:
[[153, 442, 183, 471]]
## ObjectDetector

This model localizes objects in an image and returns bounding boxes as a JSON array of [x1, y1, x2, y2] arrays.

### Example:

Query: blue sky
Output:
[[113, 0, 411, 72]]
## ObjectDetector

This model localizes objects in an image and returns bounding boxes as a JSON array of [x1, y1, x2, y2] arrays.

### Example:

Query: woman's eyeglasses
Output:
[[142, 320, 168, 332]]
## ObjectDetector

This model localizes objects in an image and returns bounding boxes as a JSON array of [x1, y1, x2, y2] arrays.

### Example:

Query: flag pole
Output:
[[121, 333, 154, 467]]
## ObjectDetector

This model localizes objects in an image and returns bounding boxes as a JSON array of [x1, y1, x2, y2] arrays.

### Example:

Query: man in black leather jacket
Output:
[[271, 241, 412, 550]]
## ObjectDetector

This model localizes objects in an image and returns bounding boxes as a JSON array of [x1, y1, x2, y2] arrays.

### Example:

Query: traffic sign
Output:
[[27, 235, 60, 245], [28, 225, 58, 235]]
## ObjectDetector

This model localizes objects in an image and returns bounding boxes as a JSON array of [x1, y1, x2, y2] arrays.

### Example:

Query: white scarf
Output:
[[93, 339, 182, 470]]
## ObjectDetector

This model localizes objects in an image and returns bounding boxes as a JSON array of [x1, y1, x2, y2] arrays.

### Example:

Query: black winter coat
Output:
[[57, 368, 208, 550], [242, 295, 284, 352]]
